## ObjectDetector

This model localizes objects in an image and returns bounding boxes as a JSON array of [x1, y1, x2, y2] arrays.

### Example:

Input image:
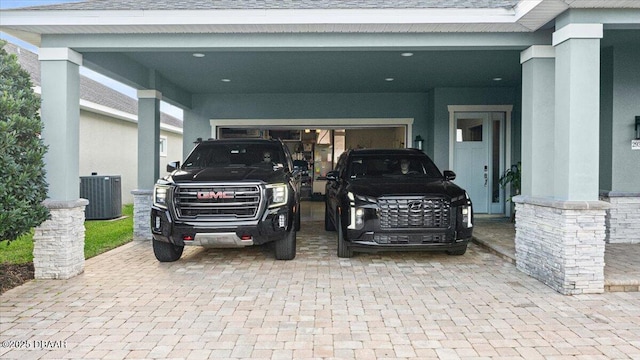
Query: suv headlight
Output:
[[266, 183, 288, 208], [154, 185, 169, 209]]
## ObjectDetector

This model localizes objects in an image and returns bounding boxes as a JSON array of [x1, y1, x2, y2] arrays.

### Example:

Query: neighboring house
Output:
[[4, 42, 183, 204]]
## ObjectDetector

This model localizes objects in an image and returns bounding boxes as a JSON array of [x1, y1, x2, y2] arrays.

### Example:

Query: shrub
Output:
[[0, 41, 50, 242]]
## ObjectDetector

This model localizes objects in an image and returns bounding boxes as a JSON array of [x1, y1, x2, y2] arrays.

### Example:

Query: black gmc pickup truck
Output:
[[151, 139, 300, 262]]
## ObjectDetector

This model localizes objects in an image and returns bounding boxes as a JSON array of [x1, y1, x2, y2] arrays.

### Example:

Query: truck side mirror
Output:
[[443, 170, 456, 181], [167, 161, 180, 172], [326, 171, 339, 181]]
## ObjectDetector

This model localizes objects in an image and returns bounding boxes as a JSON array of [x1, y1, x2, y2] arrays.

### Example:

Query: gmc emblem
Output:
[[197, 191, 235, 200]]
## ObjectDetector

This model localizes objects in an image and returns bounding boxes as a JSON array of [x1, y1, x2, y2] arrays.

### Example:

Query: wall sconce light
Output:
[[414, 135, 424, 150], [636, 116, 640, 139]]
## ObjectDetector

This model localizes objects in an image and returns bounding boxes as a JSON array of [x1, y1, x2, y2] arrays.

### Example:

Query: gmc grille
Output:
[[378, 196, 450, 229], [174, 184, 261, 221]]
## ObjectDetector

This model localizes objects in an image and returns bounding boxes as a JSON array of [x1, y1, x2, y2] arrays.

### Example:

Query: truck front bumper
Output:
[[151, 205, 292, 247]]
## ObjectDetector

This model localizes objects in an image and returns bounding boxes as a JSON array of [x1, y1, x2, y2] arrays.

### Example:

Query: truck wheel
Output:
[[153, 239, 184, 262], [295, 205, 301, 231], [275, 228, 296, 260], [324, 204, 335, 231], [447, 245, 467, 256], [336, 214, 353, 258]]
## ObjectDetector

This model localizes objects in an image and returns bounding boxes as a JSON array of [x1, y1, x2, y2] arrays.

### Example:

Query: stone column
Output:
[[515, 24, 610, 294], [514, 197, 609, 295], [600, 191, 640, 244], [33, 200, 89, 279], [132, 190, 153, 241], [35, 48, 86, 280], [132, 90, 162, 241]]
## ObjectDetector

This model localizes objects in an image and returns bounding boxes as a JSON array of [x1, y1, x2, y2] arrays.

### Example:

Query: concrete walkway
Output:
[[1, 202, 639, 359]]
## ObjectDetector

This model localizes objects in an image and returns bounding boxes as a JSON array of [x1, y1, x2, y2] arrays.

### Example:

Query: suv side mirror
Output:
[[167, 161, 180, 172], [443, 170, 456, 181], [326, 170, 339, 181]]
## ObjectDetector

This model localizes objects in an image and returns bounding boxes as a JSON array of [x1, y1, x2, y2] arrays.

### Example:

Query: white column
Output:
[[35, 48, 87, 279], [520, 45, 555, 198], [552, 24, 603, 201]]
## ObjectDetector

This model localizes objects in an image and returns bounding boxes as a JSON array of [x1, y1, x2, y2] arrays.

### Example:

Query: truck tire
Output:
[[325, 205, 335, 231], [275, 228, 296, 260], [153, 239, 184, 262], [337, 214, 353, 258]]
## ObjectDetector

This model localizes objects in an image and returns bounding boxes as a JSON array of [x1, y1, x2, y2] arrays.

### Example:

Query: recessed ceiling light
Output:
[[192, 53, 205, 58], [385, 78, 395, 82], [401, 52, 414, 57], [493, 77, 503, 81], [221, 79, 231, 82]]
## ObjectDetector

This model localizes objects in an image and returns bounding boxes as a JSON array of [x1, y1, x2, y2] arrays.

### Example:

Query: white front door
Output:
[[453, 112, 490, 213]]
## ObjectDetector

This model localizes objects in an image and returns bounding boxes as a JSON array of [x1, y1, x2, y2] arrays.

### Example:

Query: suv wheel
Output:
[[336, 213, 353, 258], [447, 245, 467, 256], [275, 228, 296, 260], [153, 239, 184, 262]]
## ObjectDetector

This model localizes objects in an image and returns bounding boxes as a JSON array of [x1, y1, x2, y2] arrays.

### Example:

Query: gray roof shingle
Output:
[[16, 0, 519, 11]]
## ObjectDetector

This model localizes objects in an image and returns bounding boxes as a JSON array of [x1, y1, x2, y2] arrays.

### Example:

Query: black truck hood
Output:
[[166, 166, 288, 184], [347, 176, 466, 199]]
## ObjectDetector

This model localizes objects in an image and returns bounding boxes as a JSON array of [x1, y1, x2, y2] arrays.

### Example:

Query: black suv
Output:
[[325, 148, 473, 258], [151, 139, 300, 262]]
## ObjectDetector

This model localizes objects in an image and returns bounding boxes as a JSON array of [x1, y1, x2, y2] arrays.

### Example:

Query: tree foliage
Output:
[[0, 41, 50, 242]]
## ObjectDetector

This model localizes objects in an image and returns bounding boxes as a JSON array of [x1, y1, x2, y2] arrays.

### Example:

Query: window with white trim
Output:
[[159, 136, 168, 157]]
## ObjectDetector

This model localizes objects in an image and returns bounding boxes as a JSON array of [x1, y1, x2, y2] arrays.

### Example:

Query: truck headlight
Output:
[[154, 185, 169, 209], [267, 183, 288, 208]]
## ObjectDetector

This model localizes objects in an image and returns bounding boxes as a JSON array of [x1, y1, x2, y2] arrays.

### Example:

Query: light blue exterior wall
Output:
[[183, 91, 519, 168], [600, 45, 640, 193], [600, 47, 614, 191], [428, 87, 520, 170], [184, 92, 429, 148]]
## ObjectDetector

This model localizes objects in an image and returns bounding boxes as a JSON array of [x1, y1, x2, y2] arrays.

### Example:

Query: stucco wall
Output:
[[609, 46, 640, 192], [186, 91, 519, 169], [429, 87, 520, 170], [79, 110, 182, 204], [187, 92, 427, 147]]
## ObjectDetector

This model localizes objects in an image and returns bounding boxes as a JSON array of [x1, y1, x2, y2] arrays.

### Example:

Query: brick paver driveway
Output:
[[2, 221, 640, 359]]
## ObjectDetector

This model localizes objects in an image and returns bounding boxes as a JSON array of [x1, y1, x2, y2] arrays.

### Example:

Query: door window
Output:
[[456, 118, 484, 142]]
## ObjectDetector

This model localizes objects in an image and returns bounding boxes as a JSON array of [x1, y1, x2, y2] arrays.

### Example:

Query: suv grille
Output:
[[174, 184, 261, 220], [374, 234, 451, 244], [378, 197, 450, 229]]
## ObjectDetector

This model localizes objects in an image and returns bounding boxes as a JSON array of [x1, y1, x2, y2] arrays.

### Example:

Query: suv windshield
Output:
[[347, 154, 442, 178], [184, 143, 286, 169]]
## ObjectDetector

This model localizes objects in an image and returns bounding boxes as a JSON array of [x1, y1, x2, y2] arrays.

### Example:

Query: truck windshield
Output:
[[184, 143, 285, 169]]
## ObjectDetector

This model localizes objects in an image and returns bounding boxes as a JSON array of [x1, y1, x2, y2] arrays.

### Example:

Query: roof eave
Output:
[[1, 7, 540, 41]]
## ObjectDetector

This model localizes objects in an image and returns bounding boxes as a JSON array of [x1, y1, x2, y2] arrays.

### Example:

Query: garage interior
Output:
[[219, 126, 407, 198]]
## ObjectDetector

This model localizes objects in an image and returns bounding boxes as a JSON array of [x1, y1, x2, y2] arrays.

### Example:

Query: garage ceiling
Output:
[[120, 49, 523, 94]]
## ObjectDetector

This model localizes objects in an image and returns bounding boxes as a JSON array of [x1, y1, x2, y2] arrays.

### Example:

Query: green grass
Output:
[[0, 231, 34, 264], [0, 204, 134, 265]]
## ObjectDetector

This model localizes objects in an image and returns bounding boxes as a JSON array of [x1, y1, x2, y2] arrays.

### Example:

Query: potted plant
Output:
[[499, 162, 521, 221]]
